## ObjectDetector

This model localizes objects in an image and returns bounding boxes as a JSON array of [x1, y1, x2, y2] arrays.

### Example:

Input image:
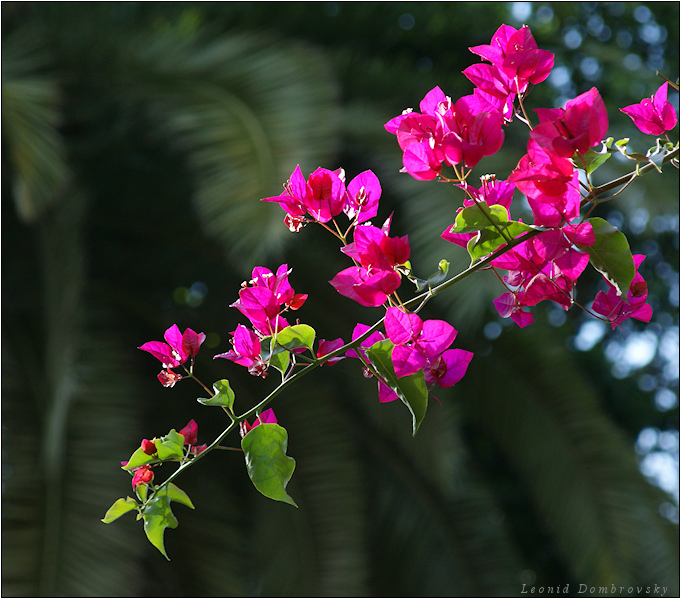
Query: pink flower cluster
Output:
[[491, 223, 596, 327], [262, 165, 381, 231], [621, 82, 678, 137], [384, 25, 555, 181], [343, 307, 473, 402], [139, 325, 206, 387], [509, 87, 608, 227], [592, 255, 652, 329], [214, 265, 307, 377], [329, 215, 410, 307]]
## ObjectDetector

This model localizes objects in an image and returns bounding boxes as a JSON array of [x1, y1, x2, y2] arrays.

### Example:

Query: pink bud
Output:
[[179, 419, 198, 446], [157, 368, 182, 388]]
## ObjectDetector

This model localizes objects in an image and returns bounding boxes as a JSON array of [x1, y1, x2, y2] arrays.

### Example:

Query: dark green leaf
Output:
[[101, 497, 138, 524], [241, 423, 297, 507], [367, 339, 428, 436], [582, 217, 635, 296], [198, 379, 235, 410]]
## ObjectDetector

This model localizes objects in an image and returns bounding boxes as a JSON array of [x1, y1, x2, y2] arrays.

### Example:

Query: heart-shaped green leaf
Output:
[[241, 423, 297, 507]]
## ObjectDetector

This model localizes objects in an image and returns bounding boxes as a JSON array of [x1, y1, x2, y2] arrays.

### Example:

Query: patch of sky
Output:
[[483, 321, 503, 340], [616, 29, 633, 49], [640, 450, 679, 501], [639, 22, 664, 44], [549, 65, 571, 89], [623, 53, 642, 71], [535, 5, 553, 24], [547, 307, 566, 327], [605, 330, 658, 378], [573, 320, 607, 351], [510, 1, 532, 23], [398, 13, 415, 31], [635, 428, 679, 515], [655, 388, 678, 412], [629, 208, 649, 235], [606, 210, 624, 230], [633, 5, 653, 24], [563, 27, 583, 49], [580, 56, 601, 80]]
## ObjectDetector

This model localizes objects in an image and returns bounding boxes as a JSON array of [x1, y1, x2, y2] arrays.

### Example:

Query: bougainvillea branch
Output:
[[102, 23, 679, 559]]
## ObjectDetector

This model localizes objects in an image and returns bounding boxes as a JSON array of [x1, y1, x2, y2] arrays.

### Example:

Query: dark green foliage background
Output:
[[2, 2, 679, 596]]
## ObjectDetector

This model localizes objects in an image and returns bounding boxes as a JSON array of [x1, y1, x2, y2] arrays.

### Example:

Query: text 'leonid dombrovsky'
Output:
[[521, 584, 669, 596]]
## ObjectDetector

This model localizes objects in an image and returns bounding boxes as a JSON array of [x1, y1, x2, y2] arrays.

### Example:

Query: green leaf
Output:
[[466, 221, 534, 263], [140, 483, 194, 560], [101, 497, 138, 524], [166, 483, 195, 510], [275, 324, 316, 352], [198, 379, 235, 410], [136, 483, 148, 503], [581, 217, 635, 296], [241, 423, 297, 507], [269, 350, 291, 374], [579, 138, 612, 174], [449, 204, 509, 234], [121, 446, 158, 471], [467, 229, 504, 263], [141, 490, 178, 560], [155, 429, 186, 461], [412, 259, 450, 291], [260, 336, 290, 375], [367, 339, 428, 436]]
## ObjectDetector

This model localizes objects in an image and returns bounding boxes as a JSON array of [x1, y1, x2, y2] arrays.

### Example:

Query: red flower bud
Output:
[[141, 439, 157, 455], [131, 465, 154, 489]]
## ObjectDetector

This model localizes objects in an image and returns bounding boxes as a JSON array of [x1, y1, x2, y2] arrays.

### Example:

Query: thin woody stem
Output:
[[581, 146, 679, 206]]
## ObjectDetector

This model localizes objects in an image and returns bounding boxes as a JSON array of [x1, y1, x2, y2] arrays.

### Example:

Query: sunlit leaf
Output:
[[101, 497, 138, 524], [197, 379, 235, 410], [241, 423, 297, 506], [275, 324, 316, 352]]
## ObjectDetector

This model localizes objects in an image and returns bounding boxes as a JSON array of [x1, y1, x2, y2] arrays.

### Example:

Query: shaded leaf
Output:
[[582, 217, 635, 296], [367, 339, 428, 436]]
